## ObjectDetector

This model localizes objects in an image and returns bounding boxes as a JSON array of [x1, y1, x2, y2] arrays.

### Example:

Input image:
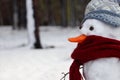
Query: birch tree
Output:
[[26, 0, 42, 49], [13, 0, 18, 29]]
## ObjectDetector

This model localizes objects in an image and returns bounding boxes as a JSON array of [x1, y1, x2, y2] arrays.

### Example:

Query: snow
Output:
[[0, 26, 80, 80]]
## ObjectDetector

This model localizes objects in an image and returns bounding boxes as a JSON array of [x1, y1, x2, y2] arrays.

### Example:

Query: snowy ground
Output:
[[0, 26, 80, 80]]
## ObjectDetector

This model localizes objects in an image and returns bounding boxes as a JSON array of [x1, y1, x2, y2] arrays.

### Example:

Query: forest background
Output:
[[0, 0, 90, 28]]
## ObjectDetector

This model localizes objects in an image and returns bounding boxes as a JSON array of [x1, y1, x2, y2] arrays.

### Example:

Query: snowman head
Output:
[[80, 19, 120, 40], [68, 0, 120, 43]]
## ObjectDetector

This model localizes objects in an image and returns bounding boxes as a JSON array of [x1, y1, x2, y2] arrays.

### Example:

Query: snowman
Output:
[[68, 0, 120, 80]]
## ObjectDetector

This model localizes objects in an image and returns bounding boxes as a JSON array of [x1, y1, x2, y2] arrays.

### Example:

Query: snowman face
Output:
[[80, 19, 118, 39], [80, 19, 106, 36], [68, 19, 120, 43]]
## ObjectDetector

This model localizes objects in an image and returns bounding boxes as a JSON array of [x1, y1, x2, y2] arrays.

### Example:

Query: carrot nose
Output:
[[68, 34, 87, 43]]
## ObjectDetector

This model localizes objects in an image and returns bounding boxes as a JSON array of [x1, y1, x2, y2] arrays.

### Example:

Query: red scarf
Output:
[[69, 35, 120, 80]]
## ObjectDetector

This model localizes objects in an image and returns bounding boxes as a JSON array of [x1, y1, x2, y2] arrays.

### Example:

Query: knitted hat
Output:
[[82, 0, 120, 27]]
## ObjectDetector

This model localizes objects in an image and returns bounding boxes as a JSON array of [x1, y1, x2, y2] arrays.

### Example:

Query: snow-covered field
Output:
[[0, 26, 80, 80]]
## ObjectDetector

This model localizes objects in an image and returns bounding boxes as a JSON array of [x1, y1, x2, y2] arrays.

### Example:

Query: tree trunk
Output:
[[0, 0, 3, 25], [70, 0, 76, 27], [46, 0, 55, 25], [13, 0, 18, 29], [26, 0, 42, 49], [0, 9, 3, 25], [18, 0, 27, 29], [32, 0, 42, 48], [60, 0, 67, 27]]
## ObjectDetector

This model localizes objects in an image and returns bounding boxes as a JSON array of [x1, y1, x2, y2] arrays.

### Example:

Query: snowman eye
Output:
[[89, 26, 94, 31]]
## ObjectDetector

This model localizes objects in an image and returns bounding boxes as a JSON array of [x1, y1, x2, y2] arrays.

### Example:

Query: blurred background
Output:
[[0, 0, 90, 27], [0, 0, 90, 49], [0, 0, 91, 80]]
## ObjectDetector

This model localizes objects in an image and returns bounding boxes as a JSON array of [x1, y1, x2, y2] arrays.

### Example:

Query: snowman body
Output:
[[83, 58, 120, 80], [81, 19, 120, 80]]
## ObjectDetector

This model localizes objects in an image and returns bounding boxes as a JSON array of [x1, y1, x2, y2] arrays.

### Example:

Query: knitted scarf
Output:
[[69, 35, 120, 80]]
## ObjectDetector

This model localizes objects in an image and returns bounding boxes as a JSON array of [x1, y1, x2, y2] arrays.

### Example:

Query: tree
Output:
[[0, 1, 3, 25], [0, 11, 3, 25], [33, 0, 42, 48], [60, 0, 67, 27], [46, 0, 55, 25], [0, 0, 13, 25], [26, 0, 42, 49], [13, 0, 18, 29], [70, 0, 76, 27], [18, 0, 27, 29]]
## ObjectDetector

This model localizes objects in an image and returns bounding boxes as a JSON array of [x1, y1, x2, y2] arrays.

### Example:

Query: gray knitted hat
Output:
[[82, 0, 120, 27]]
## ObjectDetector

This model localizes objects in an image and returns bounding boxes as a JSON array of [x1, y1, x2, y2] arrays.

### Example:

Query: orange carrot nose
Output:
[[68, 34, 87, 43]]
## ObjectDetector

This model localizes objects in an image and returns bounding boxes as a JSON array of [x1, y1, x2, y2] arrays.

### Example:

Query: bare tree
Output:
[[46, 0, 55, 25], [0, 2, 3, 25], [0, 0, 13, 25], [13, 0, 18, 29], [70, 0, 76, 27], [18, 0, 27, 29], [26, 0, 42, 49], [60, 0, 67, 27], [33, 0, 42, 48]]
